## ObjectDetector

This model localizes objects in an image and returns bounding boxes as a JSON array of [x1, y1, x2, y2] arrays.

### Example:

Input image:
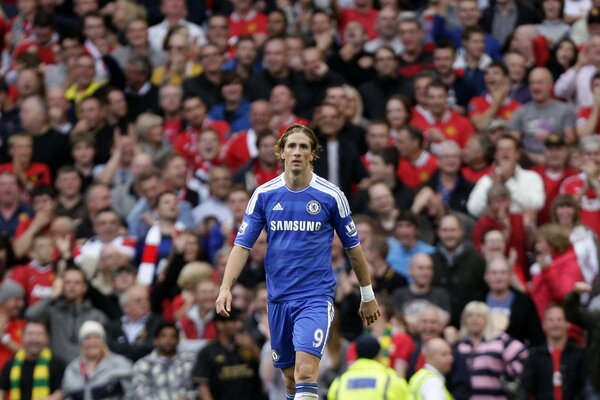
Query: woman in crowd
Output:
[[62, 321, 133, 400]]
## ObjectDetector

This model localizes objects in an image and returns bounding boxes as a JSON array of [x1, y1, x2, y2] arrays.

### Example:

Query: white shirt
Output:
[[466, 165, 546, 217], [122, 315, 149, 344], [148, 19, 206, 54], [420, 364, 448, 400], [564, 0, 592, 19], [554, 64, 597, 108]]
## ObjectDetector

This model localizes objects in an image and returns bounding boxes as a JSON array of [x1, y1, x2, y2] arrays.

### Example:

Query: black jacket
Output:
[[358, 76, 412, 120], [424, 172, 473, 214], [480, 3, 541, 41], [504, 288, 545, 347], [517, 340, 586, 400], [105, 313, 164, 362], [431, 243, 487, 327]]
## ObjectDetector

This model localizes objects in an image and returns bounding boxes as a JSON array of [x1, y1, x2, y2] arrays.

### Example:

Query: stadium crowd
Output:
[[1, 0, 600, 398]]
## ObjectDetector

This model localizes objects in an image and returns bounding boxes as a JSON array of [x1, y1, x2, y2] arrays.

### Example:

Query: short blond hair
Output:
[[135, 112, 164, 142], [177, 262, 213, 291]]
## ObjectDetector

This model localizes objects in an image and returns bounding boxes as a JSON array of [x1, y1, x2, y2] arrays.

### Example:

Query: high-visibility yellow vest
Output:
[[408, 368, 453, 400], [328, 358, 408, 400]]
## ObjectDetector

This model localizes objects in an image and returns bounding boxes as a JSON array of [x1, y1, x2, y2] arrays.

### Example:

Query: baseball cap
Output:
[[544, 133, 565, 147], [355, 335, 381, 359], [485, 118, 509, 132]]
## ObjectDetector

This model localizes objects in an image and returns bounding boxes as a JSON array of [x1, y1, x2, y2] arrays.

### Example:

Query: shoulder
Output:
[[310, 175, 352, 217]]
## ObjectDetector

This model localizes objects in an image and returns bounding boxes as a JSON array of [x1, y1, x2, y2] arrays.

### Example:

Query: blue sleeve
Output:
[[331, 195, 360, 249], [486, 35, 503, 61], [234, 191, 265, 249], [432, 15, 447, 42]]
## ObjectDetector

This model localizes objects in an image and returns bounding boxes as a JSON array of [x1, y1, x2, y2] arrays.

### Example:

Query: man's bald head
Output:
[[424, 338, 454, 374], [529, 67, 554, 104]]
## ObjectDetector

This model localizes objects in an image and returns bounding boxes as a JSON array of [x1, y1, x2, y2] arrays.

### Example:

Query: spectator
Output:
[[537, 0, 571, 46], [177, 279, 218, 353], [431, 213, 487, 327], [504, 51, 532, 104], [192, 308, 262, 400], [546, 38, 578, 81], [408, 338, 454, 399], [182, 43, 224, 109], [328, 335, 408, 399], [410, 81, 475, 149], [25, 267, 108, 362], [234, 130, 281, 194], [364, 6, 403, 55], [124, 55, 160, 120], [461, 133, 495, 184], [0, 172, 32, 238], [576, 71, 600, 137], [69, 95, 114, 165], [394, 126, 439, 190], [397, 16, 434, 81], [0, 321, 65, 400], [222, 36, 262, 81], [132, 321, 196, 399], [9, 233, 57, 306], [386, 96, 412, 138], [105, 285, 164, 362], [393, 253, 451, 327], [364, 234, 407, 297], [159, 84, 184, 143], [455, 301, 528, 398], [136, 112, 171, 162], [45, 87, 73, 135], [75, 183, 112, 240], [0, 280, 26, 371], [364, 183, 400, 237], [530, 224, 585, 320], [453, 27, 493, 95], [510, 67, 577, 164], [518, 304, 586, 400], [359, 46, 411, 120], [386, 211, 435, 279], [480, 0, 540, 47], [64, 54, 106, 110], [484, 255, 544, 346], [0, 132, 51, 191], [192, 165, 233, 231], [54, 166, 86, 223], [268, 85, 308, 136], [111, 153, 154, 220], [326, 21, 374, 87], [62, 321, 133, 400], [147, 0, 205, 54], [551, 194, 600, 286], [228, 0, 267, 46], [468, 61, 521, 131], [208, 72, 251, 134], [111, 17, 167, 71], [467, 134, 546, 217], [150, 28, 201, 86], [560, 135, 600, 235], [69, 133, 97, 191]]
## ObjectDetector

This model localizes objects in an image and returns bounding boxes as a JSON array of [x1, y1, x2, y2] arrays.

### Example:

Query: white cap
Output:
[[78, 321, 106, 342]]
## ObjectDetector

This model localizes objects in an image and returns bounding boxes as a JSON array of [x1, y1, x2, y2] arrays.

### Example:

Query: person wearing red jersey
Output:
[[469, 62, 522, 131], [411, 81, 475, 149], [223, 100, 272, 172], [228, 0, 268, 46], [11, 12, 57, 66], [531, 135, 578, 225], [269, 85, 308, 137], [172, 95, 230, 166], [0, 280, 26, 372], [394, 125, 438, 190], [336, 0, 379, 41], [233, 129, 282, 194], [9, 233, 56, 306], [462, 133, 495, 184], [0, 133, 51, 191], [12, 186, 57, 259], [560, 135, 600, 235], [159, 84, 184, 145]]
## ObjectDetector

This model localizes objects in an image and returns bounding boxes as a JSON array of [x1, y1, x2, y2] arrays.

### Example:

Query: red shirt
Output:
[[339, 7, 379, 40], [472, 213, 529, 280], [576, 106, 600, 135], [163, 119, 183, 146], [0, 163, 51, 188], [13, 38, 57, 64], [410, 110, 474, 148], [228, 10, 267, 41], [276, 115, 309, 137], [468, 94, 521, 121], [462, 165, 493, 184], [172, 119, 230, 166], [531, 166, 577, 225], [346, 332, 414, 370], [9, 263, 55, 306], [0, 319, 25, 371], [223, 129, 260, 172], [397, 151, 438, 189], [560, 173, 600, 235]]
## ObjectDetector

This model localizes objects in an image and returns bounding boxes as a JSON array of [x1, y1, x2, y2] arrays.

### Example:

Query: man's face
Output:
[[9, 137, 33, 165], [270, 85, 294, 114], [324, 87, 347, 113], [161, 0, 185, 17], [377, 7, 398, 38], [107, 90, 128, 118], [199, 45, 224, 73], [154, 327, 179, 355], [126, 20, 148, 47], [182, 98, 207, 127], [368, 184, 395, 214], [80, 99, 105, 129], [427, 87, 448, 116], [458, 0, 480, 27], [56, 171, 82, 198], [409, 256, 434, 287], [165, 157, 187, 189], [258, 135, 277, 166], [195, 280, 217, 311], [32, 237, 54, 264], [505, 53, 527, 83], [157, 193, 179, 221], [433, 48, 455, 76], [228, 190, 249, 221], [366, 124, 390, 153], [93, 211, 120, 240], [484, 260, 511, 292], [395, 221, 418, 247], [83, 16, 105, 41], [544, 145, 569, 169], [438, 147, 462, 174], [125, 63, 148, 90], [160, 86, 182, 113], [197, 130, 221, 161], [465, 32, 485, 59], [280, 132, 315, 175], [264, 40, 287, 75], [0, 175, 19, 204], [75, 56, 96, 86], [209, 168, 233, 199], [495, 138, 518, 164], [582, 146, 600, 166], [529, 70, 553, 103], [543, 307, 568, 341], [206, 16, 229, 44], [140, 177, 160, 204], [4, 296, 24, 318], [34, 26, 53, 45], [236, 40, 257, 65], [19, 98, 42, 132], [267, 11, 286, 37], [418, 309, 441, 341], [250, 102, 272, 132], [437, 216, 463, 250], [317, 105, 344, 136], [23, 323, 48, 358], [88, 186, 112, 214], [32, 194, 55, 214], [62, 270, 87, 302], [221, 81, 243, 104], [484, 66, 506, 92], [123, 288, 150, 320], [374, 49, 397, 77], [414, 77, 433, 107], [399, 21, 421, 53]]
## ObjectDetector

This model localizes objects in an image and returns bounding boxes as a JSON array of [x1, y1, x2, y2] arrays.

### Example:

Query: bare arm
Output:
[[198, 384, 214, 400], [215, 245, 251, 316], [47, 389, 63, 400], [345, 245, 380, 326]]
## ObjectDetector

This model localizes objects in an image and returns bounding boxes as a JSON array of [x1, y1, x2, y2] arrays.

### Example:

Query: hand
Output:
[[425, 128, 445, 143], [359, 298, 380, 326], [536, 253, 553, 269], [215, 287, 232, 317], [576, 48, 589, 68], [534, 129, 551, 143], [173, 233, 187, 254], [51, 277, 63, 299], [573, 281, 592, 294], [32, 210, 53, 230], [55, 234, 72, 258]]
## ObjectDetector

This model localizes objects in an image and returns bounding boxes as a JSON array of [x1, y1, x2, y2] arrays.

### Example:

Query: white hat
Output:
[[78, 321, 106, 342]]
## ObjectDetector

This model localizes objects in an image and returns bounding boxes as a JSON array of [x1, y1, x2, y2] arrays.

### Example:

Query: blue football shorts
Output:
[[267, 296, 334, 369]]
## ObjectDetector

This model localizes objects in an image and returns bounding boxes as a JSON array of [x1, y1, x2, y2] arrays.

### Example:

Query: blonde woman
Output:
[[62, 321, 133, 400], [455, 301, 528, 399], [135, 112, 171, 162]]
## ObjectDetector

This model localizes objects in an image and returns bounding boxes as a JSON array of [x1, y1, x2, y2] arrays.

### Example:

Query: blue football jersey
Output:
[[234, 173, 360, 302]]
